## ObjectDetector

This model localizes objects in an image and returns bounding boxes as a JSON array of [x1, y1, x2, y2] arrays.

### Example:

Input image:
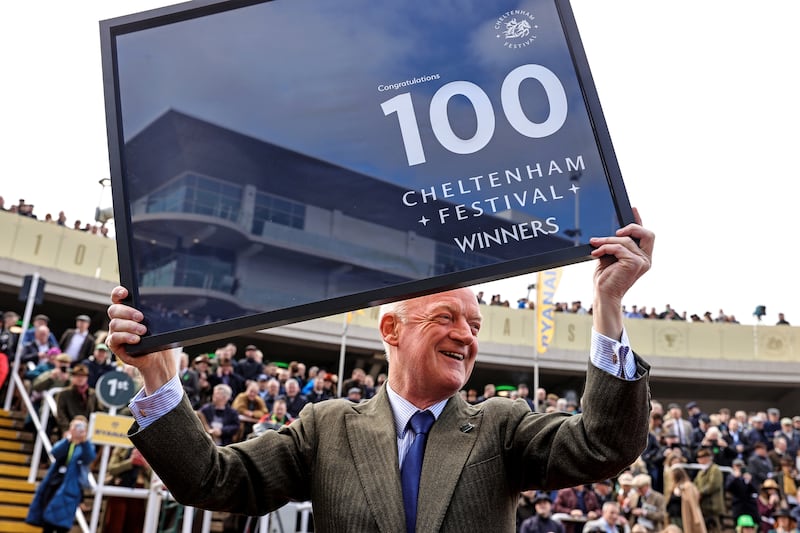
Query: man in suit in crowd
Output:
[[663, 403, 694, 448], [59, 314, 95, 363], [106, 216, 654, 532]]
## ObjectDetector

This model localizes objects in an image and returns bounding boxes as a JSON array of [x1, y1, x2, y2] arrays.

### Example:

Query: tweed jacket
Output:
[[694, 463, 726, 517], [131, 360, 651, 532]]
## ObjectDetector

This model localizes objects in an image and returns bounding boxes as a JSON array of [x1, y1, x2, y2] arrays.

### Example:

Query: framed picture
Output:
[[100, 0, 634, 354]]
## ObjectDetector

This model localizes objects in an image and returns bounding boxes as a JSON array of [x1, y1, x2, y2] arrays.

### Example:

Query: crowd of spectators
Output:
[[517, 400, 800, 533], [0, 195, 110, 237], [476, 290, 792, 326], [2, 298, 799, 533]]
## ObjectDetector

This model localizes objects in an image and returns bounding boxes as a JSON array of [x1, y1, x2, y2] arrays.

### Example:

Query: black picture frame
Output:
[[100, 0, 634, 355]]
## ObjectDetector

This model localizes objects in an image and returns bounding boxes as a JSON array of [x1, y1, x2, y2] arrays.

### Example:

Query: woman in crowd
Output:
[[666, 466, 706, 533], [26, 416, 96, 533], [757, 479, 785, 533]]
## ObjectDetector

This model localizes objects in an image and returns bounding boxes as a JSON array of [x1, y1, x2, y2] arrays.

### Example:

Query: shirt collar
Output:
[[386, 382, 448, 438]]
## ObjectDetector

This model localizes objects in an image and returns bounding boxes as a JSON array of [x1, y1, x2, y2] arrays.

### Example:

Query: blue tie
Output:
[[401, 410, 435, 533]]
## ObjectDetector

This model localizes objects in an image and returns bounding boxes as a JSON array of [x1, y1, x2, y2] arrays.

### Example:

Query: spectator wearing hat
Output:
[[757, 479, 785, 533], [776, 418, 800, 457], [60, 314, 95, 363], [617, 472, 637, 512], [769, 508, 799, 533], [629, 474, 666, 533], [737, 514, 759, 533], [686, 401, 705, 429], [520, 491, 566, 533], [85, 343, 115, 388], [31, 353, 73, 392], [21, 314, 58, 346], [24, 347, 63, 382], [237, 345, 264, 383], [346, 387, 363, 403], [55, 364, 103, 437], [694, 448, 726, 533], [192, 354, 213, 407], [775, 457, 800, 507], [594, 480, 617, 507], [727, 458, 760, 526]]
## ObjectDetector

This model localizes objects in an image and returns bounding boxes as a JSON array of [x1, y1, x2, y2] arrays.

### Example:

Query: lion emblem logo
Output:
[[503, 18, 531, 40]]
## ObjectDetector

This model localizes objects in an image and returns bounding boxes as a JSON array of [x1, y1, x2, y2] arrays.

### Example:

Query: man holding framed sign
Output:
[[106, 211, 654, 532]]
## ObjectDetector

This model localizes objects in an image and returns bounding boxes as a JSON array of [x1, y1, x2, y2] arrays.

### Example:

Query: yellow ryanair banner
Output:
[[89, 412, 135, 448], [536, 269, 562, 354]]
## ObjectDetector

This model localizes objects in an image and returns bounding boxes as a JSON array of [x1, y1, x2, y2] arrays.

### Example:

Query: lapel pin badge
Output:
[[460, 423, 474, 433]]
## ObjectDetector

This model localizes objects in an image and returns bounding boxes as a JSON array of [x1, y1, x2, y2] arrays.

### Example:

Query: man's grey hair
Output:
[[214, 383, 233, 399]]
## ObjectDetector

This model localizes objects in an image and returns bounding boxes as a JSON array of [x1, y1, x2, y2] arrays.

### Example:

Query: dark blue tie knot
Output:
[[409, 410, 435, 436]]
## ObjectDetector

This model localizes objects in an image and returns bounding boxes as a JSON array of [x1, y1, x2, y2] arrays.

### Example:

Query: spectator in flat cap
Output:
[[770, 508, 799, 533], [238, 345, 264, 382], [60, 313, 96, 363], [520, 490, 565, 533], [346, 386, 363, 402], [686, 401, 705, 429], [630, 474, 666, 532], [85, 343, 115, 388], [776, 418, 800, 457], [55, 364, 103, 437]]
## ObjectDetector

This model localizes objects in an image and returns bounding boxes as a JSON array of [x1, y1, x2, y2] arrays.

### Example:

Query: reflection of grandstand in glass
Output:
[[124, 110, 571, 333]]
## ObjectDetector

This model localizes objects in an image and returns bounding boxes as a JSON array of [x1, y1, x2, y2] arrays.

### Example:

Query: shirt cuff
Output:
[[129, 374, 183, 429], [590, 327, 635, 380]]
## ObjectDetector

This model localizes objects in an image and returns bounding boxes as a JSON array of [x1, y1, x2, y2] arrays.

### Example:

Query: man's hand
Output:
[[107, 286, 179, 395], [590, 207, 654, 340]]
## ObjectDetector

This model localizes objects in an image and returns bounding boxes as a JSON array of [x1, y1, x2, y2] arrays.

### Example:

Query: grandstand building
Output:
[[2, 206, 799, 414]]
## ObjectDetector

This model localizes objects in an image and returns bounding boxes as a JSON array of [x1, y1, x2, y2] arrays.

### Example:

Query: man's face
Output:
[[534, 500, 551, 517], [76, 319, 89, 333], [285, 379, 299, 397], [95, 348, 108, 362], [71, 374, 88, 387], [386, 289, 481, 401], [267, 381, 279, 395], [602, 505, 620, 524], [273, 402, 287, 418], [35, 326, 49, 343]]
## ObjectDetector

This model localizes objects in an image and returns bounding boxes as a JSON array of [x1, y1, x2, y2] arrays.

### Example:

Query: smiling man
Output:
[[106, 213, 654, 533]]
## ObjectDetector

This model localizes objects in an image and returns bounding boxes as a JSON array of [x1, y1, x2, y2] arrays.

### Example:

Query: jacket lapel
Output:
[[416, 396, 481, 532], [346, 388, 406, 533]]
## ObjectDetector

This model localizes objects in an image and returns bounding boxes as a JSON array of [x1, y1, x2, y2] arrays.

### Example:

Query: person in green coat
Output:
[[694, 448, 725, 533]]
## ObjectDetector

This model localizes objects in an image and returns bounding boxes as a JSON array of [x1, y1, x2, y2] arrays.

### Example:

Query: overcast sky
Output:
[[3, 1, 799, 326]]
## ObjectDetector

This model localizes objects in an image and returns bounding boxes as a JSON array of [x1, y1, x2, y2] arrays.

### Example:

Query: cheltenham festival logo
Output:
[[495, 10, 538, 49]]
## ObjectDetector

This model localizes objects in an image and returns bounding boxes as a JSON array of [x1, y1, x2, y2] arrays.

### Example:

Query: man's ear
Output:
[[379, 313, 400, 347]]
